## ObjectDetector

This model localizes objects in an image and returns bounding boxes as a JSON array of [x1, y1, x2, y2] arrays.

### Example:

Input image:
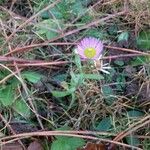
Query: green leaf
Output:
[[84, 28, 108, 40], [114, 60, 124, 66], [70, 72, 84, 88], [126, 136, 140, 146], [22, 71, 43, 83], [13, 99, 31, 118], [118, 31, 129, 42], [83, 74, 104, 80], [51, 136, 85, 150], [127, 110, 144, 118], [51, 88, 76, 98], [74, 54, 82, 72], [35, 19, 63, 40], [102, 86, 114, 96], [107, 25, 118, 35], [137, 30, 150, 50], [0, 85, 15, 106], [102, 86, 115, 105], [130, 56, 149, 66], [96, 117, 112, 131]]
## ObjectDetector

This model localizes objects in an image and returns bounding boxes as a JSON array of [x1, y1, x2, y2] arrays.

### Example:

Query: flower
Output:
[[76, 37, 103, 60]]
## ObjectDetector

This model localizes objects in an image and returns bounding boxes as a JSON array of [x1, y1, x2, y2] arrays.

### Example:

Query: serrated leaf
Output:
[[0, 85, 15, 106], [13, 99, 31, 118], [137, 30, 150, 50], [83, 74, 104, 80], [51, 88, 76, 98], [51, 136, 85, 150], [22, 71, 43, 83], [118, 31, 129, 42], [127, 110, 144, 118], [96, 117, 112, 131]]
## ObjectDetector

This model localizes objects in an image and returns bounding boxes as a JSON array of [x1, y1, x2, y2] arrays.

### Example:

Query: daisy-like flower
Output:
[[76, 37, 111, 74], [76, 37, 103, 60]]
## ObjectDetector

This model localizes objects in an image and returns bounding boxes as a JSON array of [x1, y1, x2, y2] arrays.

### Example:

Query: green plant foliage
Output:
[[51, 136, 85, 150], [83, 73, 104, 80], [84, 29, 107, 40], [130, 56, 149, 66], [136, 30, 150, 50], [126, 136, 140, 146], [13, 99, 31, 118], [35, 19, 64, 40], [22, 71, 43, 83], [40, 0, 86, 20], [114, 60, 124, 66], [51, 88, 76, 98], [117, 31, 129, 42], [107, 25, 118, 35], [116, 74, 126, 91], [74, 54, 82, 72], [0, 85, 15, 106], [95, 117, 112, 131], [127, 110, 144, 118], [102, 86, 115, 104]]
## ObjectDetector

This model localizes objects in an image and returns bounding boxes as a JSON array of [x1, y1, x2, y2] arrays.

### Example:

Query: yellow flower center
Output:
[[84, 48, 96, 58]]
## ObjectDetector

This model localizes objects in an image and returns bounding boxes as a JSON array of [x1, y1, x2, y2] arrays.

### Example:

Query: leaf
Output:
[[130, 56, 149, 66], [35, 19, 63, 40], [51, 88, 76, 98], [114, 60, 124, 66], [22, 71, 43, 83], [13, 99, 31, 118], [74, 54, 82, 72], [83, 74, 104, 80], [0, 85, 15, 106], [96, 117, 112, 131], [70, 72, 84, 88], [51, 136, 85, 150], [126, 136, 140, 146], [118, 31, 129, 42], [136, 30, 150, 50], [107, 25, 118, 35], [102, 86, 115, 105], [127, 110, 144, 118], [84, 29, 107, 40]]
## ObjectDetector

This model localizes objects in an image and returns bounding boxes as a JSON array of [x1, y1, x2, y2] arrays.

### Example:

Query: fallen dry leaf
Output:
[[27, 141, 43, 150]]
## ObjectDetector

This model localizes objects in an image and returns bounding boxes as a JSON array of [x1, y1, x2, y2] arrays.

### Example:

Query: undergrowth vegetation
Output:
[[0, 0, 150, 150]]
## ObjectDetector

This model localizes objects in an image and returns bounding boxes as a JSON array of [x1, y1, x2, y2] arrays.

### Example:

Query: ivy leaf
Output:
[[51, 136, 85, 150], [137, 30, 150, 50], [13, 99, 31, 118], [22, 71, 43, 83], [0, 85, 15, 106]]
